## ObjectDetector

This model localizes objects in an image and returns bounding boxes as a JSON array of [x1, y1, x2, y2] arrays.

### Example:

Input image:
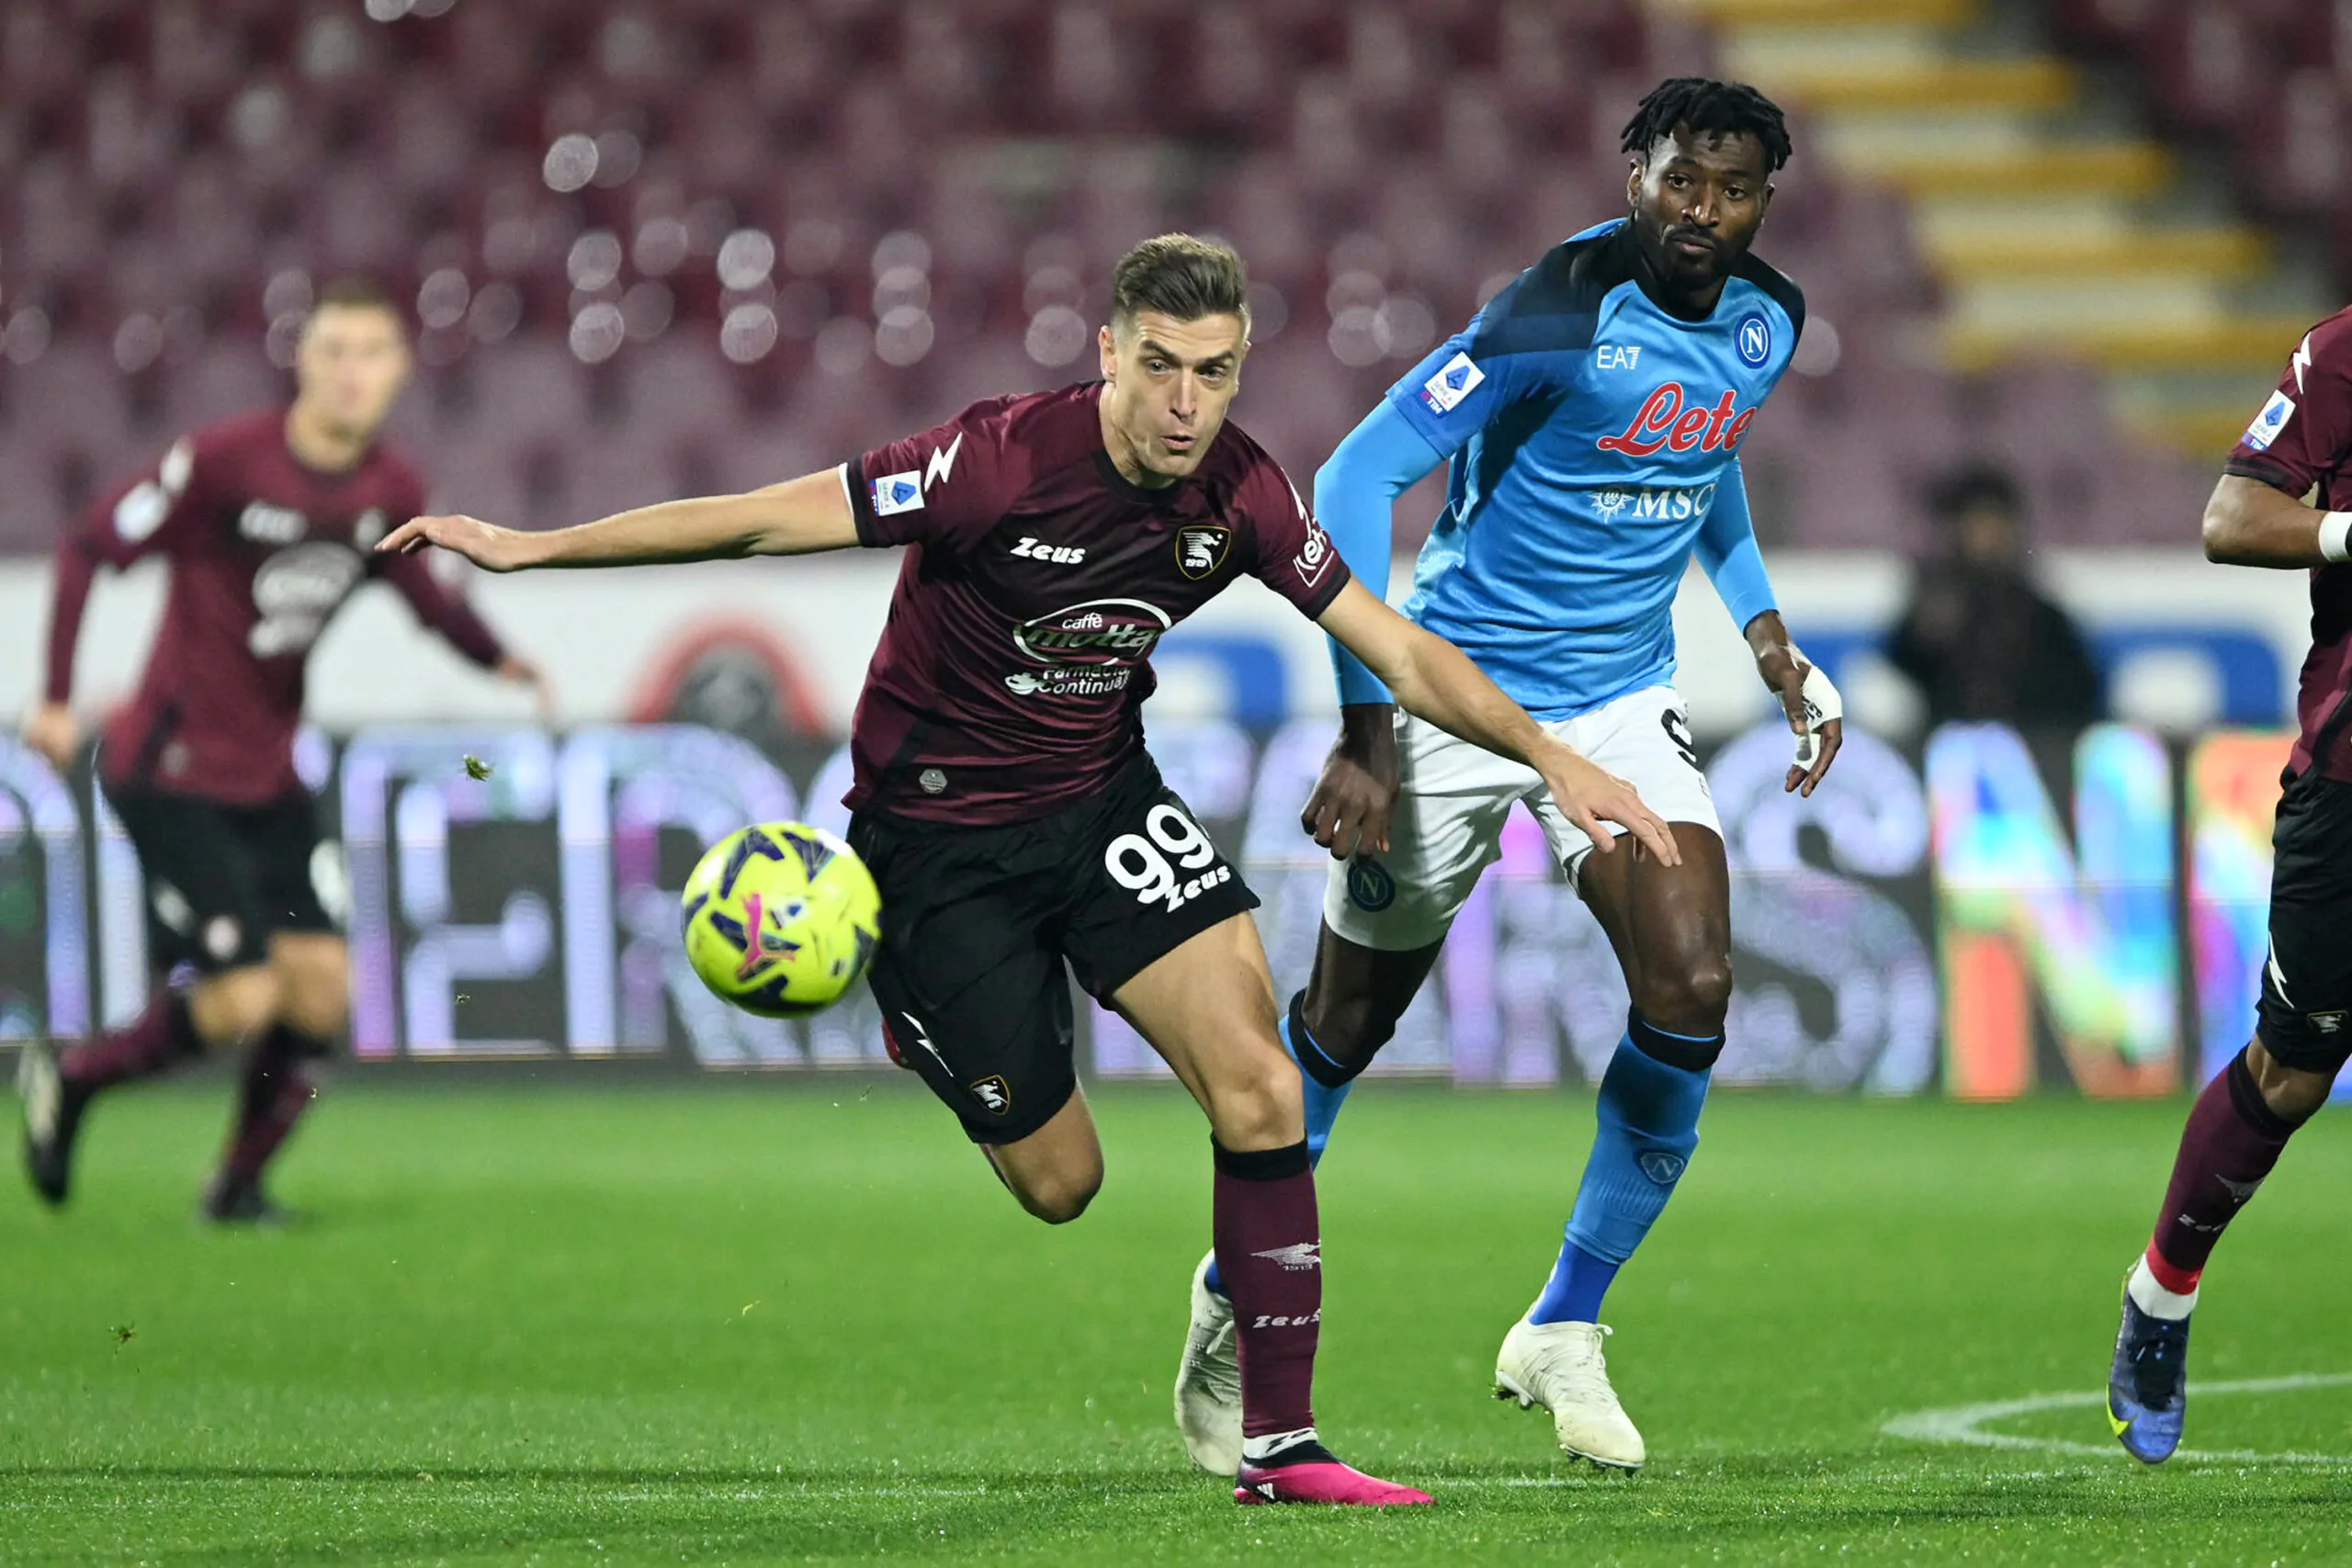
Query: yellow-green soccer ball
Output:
[[680, 823, 882, 1018]]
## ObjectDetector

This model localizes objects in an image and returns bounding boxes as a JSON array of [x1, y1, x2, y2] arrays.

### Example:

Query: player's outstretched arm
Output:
[[376, 468, 860, 571], [2202, 474, 2352, 568], [1317, 579, 1680, 864], [1297, 404, 1445, 859]]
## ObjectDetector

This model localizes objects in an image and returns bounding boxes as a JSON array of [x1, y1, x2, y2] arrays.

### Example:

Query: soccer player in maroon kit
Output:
[[382, 234, 1679, 1506], [2108, 305, 2352, 1462], [17, 279, 547, 1223]]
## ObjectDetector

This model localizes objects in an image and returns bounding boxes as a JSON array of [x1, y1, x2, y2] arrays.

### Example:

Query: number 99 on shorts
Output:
[[1103, 804, 1233, 912]]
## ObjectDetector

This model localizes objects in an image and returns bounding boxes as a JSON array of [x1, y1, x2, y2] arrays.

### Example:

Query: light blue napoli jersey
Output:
[[1389, 218, 1804, 718]]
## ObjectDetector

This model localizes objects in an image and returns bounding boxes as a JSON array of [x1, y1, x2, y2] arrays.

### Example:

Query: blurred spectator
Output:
[[1887, 463, 2104, 729]]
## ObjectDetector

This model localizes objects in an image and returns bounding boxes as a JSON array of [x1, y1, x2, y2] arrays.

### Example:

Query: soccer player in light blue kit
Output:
[[1174, 79, 1848, 1474]]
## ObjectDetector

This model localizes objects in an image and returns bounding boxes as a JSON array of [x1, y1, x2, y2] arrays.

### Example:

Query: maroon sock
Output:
[[59, 990, 200, 1090], [1212, 1139, 1320, 1440], [2146, 1050, 2304, 1291], [220, 1027, 322, 1189]]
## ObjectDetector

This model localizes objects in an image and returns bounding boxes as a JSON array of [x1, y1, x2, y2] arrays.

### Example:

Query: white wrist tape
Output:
[[1793, 661, 1842, 769], [2320, 512, 2352, 564]]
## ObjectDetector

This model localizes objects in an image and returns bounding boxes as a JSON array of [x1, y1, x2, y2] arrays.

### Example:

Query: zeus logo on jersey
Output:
[[1419, 350, 1486, 414], [1010, 536, 1086, 564], [2243, 389, 2296, 452], [1597, 382, 1758, 457]]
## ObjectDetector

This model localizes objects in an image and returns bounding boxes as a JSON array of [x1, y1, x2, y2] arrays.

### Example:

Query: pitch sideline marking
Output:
[[1883, 1371, 2352, 1464]]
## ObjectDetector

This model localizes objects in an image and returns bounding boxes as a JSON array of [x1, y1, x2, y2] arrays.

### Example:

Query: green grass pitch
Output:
[[4, 1078, 2350, 1565]]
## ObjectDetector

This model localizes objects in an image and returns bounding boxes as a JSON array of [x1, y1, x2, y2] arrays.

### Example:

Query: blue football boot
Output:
[[2107, 1280, 2190, 1464]]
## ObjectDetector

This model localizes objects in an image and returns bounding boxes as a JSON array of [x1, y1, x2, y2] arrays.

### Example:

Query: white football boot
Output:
[[1494, 1314, 1645, 1470], [1173, 1250, 1244, 1475]]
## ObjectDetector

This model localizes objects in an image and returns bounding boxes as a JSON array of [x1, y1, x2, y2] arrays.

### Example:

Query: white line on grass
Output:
[[1883, 1371, 2352, 1464]]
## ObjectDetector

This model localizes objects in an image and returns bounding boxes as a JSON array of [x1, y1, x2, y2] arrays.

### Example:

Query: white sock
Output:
[[2127, 1254, 2199, 1321], [1240, 1427, 1319, 1463]]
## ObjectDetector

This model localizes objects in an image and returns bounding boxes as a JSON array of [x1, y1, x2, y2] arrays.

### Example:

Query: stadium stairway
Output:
[[1659, 0, 2334, 457]]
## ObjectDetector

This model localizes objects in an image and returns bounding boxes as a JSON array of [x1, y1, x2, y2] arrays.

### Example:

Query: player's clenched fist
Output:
[[1536, 746, 1680, 866], [378, 513, 540, 572]]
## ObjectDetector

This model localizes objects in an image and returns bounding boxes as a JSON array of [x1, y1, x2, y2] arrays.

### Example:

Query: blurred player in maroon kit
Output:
[[383, 235, 1677, 1506], [17, 279, 548, 1223], [2107, 305, 2352, 1462]]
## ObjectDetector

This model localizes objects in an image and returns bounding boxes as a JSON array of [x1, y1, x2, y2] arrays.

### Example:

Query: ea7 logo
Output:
[[1595, 344, 1642, 371], [1010, 536, 1086, 564]]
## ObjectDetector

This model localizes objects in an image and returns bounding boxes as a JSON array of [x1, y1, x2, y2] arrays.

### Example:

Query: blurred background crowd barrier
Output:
[[6, 0, 2350, 1096], [0, 709, 2302, 1101]]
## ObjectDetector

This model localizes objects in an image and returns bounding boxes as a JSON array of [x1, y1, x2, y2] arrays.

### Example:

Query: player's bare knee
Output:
[[1013, 1160, 1102, 1224], [279, 961, 350, 1038], [1634, 957, 1733, 1043], [1204, 1049, 1304, 1151], [191, 966, 283, 1048]]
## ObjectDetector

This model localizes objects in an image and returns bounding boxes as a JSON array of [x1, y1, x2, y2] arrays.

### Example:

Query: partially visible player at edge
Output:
[[2107, 305, 2352, 1463], [379, 235, 1680, 1507], [17, 278, 548, 1223], [1176, 79, 1845, 1475]]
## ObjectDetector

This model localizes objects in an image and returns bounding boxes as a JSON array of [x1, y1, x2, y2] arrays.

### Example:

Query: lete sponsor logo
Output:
[[1012, 597, 1172, 665], [1596, 382, 1757, 458]]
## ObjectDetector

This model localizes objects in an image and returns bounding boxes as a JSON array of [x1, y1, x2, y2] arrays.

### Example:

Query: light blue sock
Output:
[[1204, 1008, 1353, 1300], [1529, 1019, 1713, 1325]]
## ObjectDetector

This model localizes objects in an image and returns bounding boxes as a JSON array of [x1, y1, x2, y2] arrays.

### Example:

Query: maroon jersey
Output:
[[843, 382, 1350, 823], [2227, 305, 2352, 784], [43, 410, 505, 806]]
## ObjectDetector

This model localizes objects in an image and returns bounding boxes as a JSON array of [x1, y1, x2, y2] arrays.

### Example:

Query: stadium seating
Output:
[[0, 0, 2217, 554]]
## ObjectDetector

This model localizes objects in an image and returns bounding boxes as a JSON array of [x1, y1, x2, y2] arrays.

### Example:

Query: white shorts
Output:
[[1323, 684, 1720, 953]]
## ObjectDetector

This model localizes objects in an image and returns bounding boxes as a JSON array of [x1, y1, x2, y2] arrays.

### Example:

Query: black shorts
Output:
[[847, 755, 1259, 1144], [2256, 773, 2352, 1073], [105, 784, 339, 975]]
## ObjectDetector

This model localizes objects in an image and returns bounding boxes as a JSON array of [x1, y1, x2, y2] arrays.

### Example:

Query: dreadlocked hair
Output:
[[1619, 77, 1792, 172]]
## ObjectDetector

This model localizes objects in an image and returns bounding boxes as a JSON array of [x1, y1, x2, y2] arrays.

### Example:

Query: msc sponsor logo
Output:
[[1590, 483, 1719, 523], [1596, 382, 1757, 458], [1013, 597, 1171, 665]]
